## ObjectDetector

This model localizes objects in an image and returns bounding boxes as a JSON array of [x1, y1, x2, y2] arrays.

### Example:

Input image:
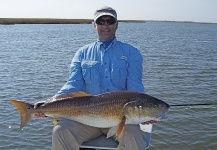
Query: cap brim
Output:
[[94, 12, 116, 21]]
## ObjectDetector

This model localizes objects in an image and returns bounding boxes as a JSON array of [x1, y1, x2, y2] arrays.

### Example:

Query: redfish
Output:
[[9, 91, 170, 137]]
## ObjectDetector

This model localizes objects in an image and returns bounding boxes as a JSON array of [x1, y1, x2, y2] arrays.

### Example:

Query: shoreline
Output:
[[0, 18, 146, 24], [0, 18, 92, 24], [0, 18, 216, 25]]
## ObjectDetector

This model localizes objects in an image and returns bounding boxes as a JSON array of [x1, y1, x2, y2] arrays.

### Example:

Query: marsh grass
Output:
[[0, 18, 147, 24], [0, 18, 92, 24]]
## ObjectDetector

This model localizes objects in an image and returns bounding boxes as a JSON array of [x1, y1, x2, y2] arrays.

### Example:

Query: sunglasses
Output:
[[95, 18, 116, 25]]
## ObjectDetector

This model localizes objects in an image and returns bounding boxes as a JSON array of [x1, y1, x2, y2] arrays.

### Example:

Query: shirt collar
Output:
[[96, 37, 117, 47], [97, 37, 117, 49]]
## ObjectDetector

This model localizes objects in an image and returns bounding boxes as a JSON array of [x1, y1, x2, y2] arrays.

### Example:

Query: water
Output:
[[0, 22, 217, 150]]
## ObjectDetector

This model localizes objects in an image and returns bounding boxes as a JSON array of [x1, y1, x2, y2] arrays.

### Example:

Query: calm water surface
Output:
[[0, 22, 217, 150]]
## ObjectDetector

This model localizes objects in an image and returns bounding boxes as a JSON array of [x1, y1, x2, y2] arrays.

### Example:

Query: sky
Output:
[[0, 0, 217, 23]]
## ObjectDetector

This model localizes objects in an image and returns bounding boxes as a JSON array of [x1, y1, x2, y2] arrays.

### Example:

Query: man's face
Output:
[[94, 16, 118, 42]]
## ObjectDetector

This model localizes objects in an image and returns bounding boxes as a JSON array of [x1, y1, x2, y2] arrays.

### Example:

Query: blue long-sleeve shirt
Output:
[[55, 38, 144, 96]]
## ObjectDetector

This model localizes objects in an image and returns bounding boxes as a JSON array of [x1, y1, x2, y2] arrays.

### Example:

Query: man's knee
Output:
[[52, 120, 75, 137], [117, 125, 146, 150], [53, 123, 65, 136], [52, 120, 80, 150]]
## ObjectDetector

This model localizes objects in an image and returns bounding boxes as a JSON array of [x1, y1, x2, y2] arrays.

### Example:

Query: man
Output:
[[35, 6, 153, 150]]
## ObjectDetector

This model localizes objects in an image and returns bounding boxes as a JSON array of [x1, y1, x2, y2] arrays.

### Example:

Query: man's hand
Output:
[[141, 120, 157, 125], [34, 101, 46, 118]]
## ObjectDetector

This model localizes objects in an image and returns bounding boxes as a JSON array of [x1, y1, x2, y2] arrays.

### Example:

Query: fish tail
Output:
[[9, 100, 34, 129]]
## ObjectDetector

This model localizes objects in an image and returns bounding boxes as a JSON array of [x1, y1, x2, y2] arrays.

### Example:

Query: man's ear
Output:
[[115, 21, 118, 30], [94, 22, 97, 30]]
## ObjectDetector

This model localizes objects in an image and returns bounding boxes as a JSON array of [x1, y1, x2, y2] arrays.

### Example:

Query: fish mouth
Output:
[[155, 109, 169, 120]]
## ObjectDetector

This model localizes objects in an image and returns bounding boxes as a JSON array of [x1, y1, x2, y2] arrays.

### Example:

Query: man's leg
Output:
[[117, 124, 146, 150], [52, 119, 102, 150]]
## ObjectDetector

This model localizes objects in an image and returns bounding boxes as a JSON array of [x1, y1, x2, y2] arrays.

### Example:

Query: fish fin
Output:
[[55, 91, 92, 100], [107, 116, 126, 138], [116, 116, 126, 138], [107, 126, 117, 138], [9, 100, 34, 129]]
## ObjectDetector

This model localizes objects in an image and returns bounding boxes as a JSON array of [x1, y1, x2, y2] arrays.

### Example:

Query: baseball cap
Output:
[[94, 6, 117, 22]]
